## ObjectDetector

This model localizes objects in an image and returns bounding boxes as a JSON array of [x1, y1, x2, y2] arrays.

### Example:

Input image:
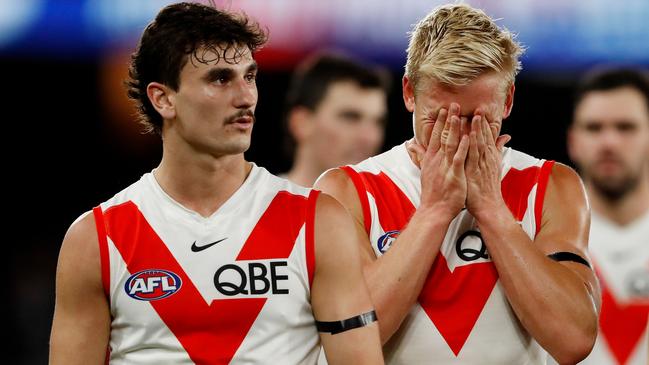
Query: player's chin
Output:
[[591, 166, 630, 184], [219, 136, 252, 155], [235, 139, 252, 153], [593, 161, 625, 176]]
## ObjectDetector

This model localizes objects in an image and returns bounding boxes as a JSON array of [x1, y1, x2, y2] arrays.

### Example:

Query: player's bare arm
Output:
[[465, 115, 599, 365], [310, 193, 383, 364], [315, 102, 469, 343], [50, 212, 111, 365]]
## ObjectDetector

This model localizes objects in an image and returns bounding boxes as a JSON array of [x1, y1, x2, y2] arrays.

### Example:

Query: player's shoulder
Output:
[[505, 148, 580, 184], [99, 172, 152, 210], [312, 192, 360, 256], [547, 162, 586, 199], [66, 210, 97, 244], [261, 165, 313, 198], [58, 210, 101, 276], [313, 191, 347, 218], [537, 162, 589, 232], [505, 147, 546, 168], [64, 175, 150, 255], [314, 143, 406, 193], [315, 167, 354, 193]]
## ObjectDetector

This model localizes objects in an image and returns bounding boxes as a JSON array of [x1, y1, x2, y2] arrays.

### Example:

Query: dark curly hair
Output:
[[126, 2, 267, 135]]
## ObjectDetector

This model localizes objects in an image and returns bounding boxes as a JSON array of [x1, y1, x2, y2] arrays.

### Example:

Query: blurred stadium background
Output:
[[3, 0, 648, 363]]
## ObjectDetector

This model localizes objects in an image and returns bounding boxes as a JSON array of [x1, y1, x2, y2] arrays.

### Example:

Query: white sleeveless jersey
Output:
[[578, 210, 649, 365], [93, 164, 321, 365], [342, 142, 554, 364]]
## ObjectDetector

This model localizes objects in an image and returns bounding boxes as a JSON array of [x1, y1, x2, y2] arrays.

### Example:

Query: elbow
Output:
[[547, 289, 599, 364], [550, 324, 597, 364]]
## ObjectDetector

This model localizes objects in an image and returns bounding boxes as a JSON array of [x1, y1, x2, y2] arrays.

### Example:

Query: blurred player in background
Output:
[[568, 68, 649, 365], [283, 53, 389, 186], [49, 3, 383, 364], [316, 3, 600, 364]]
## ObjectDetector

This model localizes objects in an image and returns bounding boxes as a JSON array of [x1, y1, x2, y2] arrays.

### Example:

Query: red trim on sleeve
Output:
[[340, 166, 371, 235], [534, 160, 555, 236], [92, 206, 111, 299], [305, 189, 320, 289]]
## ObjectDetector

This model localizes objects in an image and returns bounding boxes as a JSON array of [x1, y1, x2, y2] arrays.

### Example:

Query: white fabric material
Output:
[[349, 143, 549, 364], [99, 164, 320, 364], [577, 210, 649, 365]]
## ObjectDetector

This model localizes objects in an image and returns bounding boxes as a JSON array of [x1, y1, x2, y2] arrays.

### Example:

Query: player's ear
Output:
[[288, 107, 314, 143], [502, 82, 515, 119], [147, 82, 176, 120], [403, 75, 416, 113]]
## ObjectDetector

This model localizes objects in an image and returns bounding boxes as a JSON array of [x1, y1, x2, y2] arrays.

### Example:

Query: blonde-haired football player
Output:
[[316, 4, 599, 364]]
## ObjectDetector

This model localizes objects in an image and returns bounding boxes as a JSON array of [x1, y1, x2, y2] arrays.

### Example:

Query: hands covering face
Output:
[[407, 103, 511, 218]]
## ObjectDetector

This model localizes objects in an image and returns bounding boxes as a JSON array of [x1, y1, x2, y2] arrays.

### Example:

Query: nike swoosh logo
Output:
[[191, 238, 227, 252]]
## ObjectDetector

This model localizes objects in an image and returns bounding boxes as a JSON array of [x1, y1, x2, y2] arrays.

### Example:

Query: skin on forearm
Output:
[[464, 114, 597, 363], [363, 205, 454, 343], [474, 204, 598, 363]]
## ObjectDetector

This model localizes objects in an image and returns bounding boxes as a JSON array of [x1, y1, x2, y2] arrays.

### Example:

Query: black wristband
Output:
[[315, 310, 378, 335], [548, 251, 591, 269]]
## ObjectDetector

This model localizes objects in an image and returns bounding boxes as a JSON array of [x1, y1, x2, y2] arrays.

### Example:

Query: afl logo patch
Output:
[[124, 269, 182, 301], [377, 230, 400, 254]]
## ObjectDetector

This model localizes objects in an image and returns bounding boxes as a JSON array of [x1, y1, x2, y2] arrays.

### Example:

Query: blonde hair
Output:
[[405, 4, 523, 91]]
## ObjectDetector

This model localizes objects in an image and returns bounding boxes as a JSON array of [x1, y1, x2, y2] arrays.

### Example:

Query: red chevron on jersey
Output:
[[419, 255, 499, 355], [237, 191, 308, 260], [358, 171, 415, 231], [502, 163, 555, 236], [104, 191, 308, 365], [357, 171, 499, 355], [360, 166, 542, 231], [598, 270, 649, 365], [501, 166, 540, 221], [357, 166, 543, 356]]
